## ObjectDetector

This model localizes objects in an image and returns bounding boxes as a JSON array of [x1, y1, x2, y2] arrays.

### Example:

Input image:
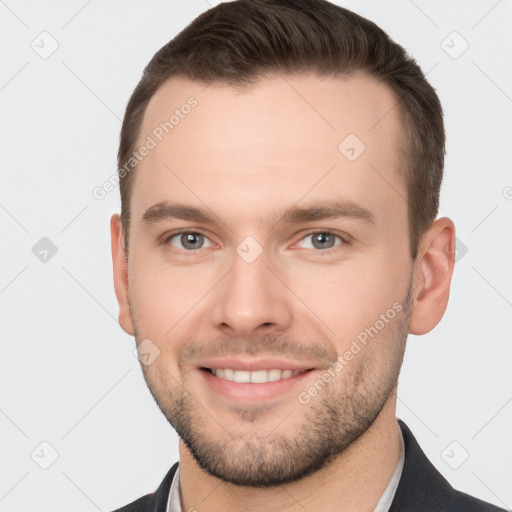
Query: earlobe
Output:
[[110, 214, 135, 335], [409, 217, 456, 335]]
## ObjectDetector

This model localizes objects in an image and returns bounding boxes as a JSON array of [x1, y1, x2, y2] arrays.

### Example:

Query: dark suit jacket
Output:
[[112, 420, 506, 511]]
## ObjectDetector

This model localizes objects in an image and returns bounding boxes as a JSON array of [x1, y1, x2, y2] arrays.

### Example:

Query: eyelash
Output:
[[161, 229, 350, 254], [162, 229, 215, 250], [295, 230, 348, 253]]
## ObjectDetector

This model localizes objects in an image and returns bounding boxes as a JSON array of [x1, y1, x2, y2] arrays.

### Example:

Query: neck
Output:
[[179, 392, 400, 512]]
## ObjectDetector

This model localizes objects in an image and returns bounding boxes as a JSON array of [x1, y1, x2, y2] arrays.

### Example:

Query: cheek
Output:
[[129, 265, 202, 383], [288, 255, 410, 344], [128, 255, 216, 338]]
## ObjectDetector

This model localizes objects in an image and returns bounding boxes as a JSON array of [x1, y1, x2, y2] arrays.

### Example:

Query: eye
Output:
[[166, 232, 214, 251], [297, 231, 344, 250]]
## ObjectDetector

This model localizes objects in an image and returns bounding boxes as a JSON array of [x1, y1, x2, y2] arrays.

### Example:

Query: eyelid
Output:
[[293, 229, 351, 250], [159, 228, 351, 252], [161, 229, 217, 250]]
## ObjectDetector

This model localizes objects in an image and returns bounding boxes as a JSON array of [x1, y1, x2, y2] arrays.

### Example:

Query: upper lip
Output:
[[195, 357, 315, 372]]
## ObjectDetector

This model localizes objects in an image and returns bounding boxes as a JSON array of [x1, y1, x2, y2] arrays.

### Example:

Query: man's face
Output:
[[121, 73, 414, 486]]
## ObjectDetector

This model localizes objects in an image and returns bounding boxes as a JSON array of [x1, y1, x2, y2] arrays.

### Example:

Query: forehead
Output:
[[131, 73, 406, 227]]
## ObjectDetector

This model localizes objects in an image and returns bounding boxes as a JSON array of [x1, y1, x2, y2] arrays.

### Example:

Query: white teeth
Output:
[[210, 368, 303, 383], [233, 370, 250, 383], [267, 369, 282, 381], [250, 370, 268, 383]]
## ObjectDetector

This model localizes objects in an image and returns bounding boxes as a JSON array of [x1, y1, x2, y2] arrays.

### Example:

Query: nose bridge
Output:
[[210, 246, 293, 336]]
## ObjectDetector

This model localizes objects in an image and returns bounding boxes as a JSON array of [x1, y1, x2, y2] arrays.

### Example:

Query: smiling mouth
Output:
[[202, 367, 311, 383]]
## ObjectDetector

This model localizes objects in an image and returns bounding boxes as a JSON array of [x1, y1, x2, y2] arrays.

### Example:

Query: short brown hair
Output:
[[118, 0, 444, 259]]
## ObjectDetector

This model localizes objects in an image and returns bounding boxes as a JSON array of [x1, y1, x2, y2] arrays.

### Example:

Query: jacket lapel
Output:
[[148, 462, 179, 512], [390, 420, 454, 511]]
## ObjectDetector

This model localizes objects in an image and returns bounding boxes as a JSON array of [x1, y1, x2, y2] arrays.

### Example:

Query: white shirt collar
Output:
[[167, 463, 182, 512], [166, 426, 405, 512], [372, 423, 405, 512]]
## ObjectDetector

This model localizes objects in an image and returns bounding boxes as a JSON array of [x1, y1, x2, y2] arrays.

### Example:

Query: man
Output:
[[110, 1, 504, 510]]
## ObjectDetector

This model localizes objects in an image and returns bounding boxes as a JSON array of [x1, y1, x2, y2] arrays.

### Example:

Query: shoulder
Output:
[[110, 494, 153, 512], [110, 463, 179, 512], [391, 421, 506, 512], [447, 489, 508, 511]]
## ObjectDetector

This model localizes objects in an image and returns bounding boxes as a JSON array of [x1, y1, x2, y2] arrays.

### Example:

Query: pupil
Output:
[[182, 233, 203, 249], [313, 233, 333, 249]]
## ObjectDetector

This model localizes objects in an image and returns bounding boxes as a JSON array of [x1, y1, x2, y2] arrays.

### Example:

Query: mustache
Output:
[[177, 334, 338, 369]]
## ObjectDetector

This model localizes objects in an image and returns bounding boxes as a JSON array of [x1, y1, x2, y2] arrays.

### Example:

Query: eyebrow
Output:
[[142, 199, 376, 227], [143, 202, 213, 224], [274, 200, 376, 226]]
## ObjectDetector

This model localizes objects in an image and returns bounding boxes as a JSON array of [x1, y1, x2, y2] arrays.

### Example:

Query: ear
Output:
[[409, 217, 456, 335], [110, 214, 135, 335]]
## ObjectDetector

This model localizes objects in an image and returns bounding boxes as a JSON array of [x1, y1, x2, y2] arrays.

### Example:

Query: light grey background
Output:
[[1, 1, 511, 511]]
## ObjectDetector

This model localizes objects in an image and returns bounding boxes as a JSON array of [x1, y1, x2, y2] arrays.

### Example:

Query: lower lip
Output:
[[199, 368, 314, 402]]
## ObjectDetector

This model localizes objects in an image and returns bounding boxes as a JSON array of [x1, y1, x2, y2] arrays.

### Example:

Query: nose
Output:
[[210, 250, 294, 338]]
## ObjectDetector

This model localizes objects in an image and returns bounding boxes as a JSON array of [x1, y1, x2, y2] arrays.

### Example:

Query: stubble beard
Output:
[[135, 285, 412, 487]]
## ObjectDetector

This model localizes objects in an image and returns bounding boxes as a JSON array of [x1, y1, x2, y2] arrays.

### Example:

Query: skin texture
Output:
[[111, 73, 456, 512]]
